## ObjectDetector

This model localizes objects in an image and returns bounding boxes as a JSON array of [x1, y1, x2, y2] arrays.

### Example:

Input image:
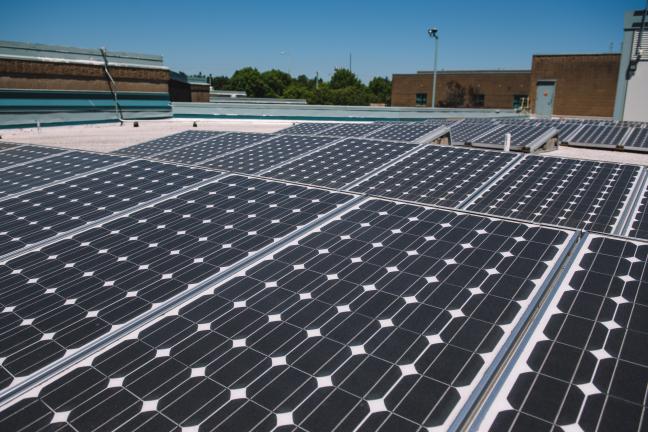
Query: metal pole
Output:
[[432, 36, 438, 108]]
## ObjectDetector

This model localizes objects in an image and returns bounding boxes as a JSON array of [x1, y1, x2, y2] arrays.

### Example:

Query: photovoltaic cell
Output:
[[351, 146, 517, 208], [0, 146, 65, 169], [262, 138, 415, 188], [200, 135, 338, 174], [569, 125, 630, 148], [318, 123, 387, 138], [622, 127, 648, 152], [0, 142, 19, 151], [627, 183, 648, 240], [278, 123, 337, 135], [480, 235, 648, 432], [0, 160, 218, 255], [0, 174, 351, 390], [366, 122, 447, 142], [153, 133, 273, 165], [0, 152, 127, 198], [467, 156, 641, 233], [473, 124, 556, 149], [0, 199, 573, 431], [113, 131, 224, 157], [449, 120, 499, 145]]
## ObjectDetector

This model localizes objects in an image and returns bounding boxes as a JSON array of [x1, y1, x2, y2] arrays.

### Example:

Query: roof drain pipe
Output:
[[99, 47, 125, 124]]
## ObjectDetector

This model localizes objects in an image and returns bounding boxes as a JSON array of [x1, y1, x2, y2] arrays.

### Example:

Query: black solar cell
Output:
[[569, 125, 631, 148], [279, 123, 338, 135], [262, 138, 415, 188], [153, 133, 273, 165], [0, 199, 573, 431], [201, 135, 338, 174], [627, 181, 648, 240], [467, 156, 641, 233], [351, 146, 518, 208], [113, 131, 224, 157], [623, 127, 648, 152], [0, 175, 351, 390], [0, 152, 127, 198], [473, 124, 557, 150], [480, 235, 648, 432], [449, 120, 499, 144], [0, 146, 65, 169], [366, 122, 447, 142], [317, 123, 387, 138], [0, 160, 218, 256]]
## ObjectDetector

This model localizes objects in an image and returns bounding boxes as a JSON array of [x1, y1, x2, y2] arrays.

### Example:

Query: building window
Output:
[[513, 94, 528, 109], [472, 94, 485, 107], [415, 93, 428, 106]]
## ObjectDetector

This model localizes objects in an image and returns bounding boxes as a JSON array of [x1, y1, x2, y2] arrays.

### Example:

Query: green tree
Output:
[[262, 69, 293, 97], [227, 67, 271, 97], [439, 81, 465, 108], [283, 83, 313, 101], [329, 68, 363, 90], [368, 76, 391, 105], [210, 75, 230, 90]]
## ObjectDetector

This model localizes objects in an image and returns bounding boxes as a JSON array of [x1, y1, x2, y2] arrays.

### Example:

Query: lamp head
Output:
[[427, 28, 438, 38]]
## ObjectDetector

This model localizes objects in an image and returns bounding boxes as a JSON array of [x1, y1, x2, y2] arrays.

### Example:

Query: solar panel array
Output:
[[153, 133, 272, 165], [0, 152, 126, 198], [113, 131, 224, 157], [351, 146, 517, 208], [0, 200, 573, 432], [569, 125, 631, 149], [0, 160, 216, 255], [448, 120, 499, 144], [201, 135, 338, 174], [317, 122, 388, 138], [480, 234, 648, 432], [278, 123, 338, 135], [0, 142, 19, 151], [0, 146, 65, 169], [467, 156, 641, 233], [262, 138, 414, 188], [1, 121, 648, 432], [366, 122, 448, 142], [623, 127, 648, 151], [471, 124, 558, 150], [627, 180, 648, 240]]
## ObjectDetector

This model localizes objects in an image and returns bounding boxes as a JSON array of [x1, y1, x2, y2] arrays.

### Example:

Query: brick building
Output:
[[392, 70, 530, 110], [392, 53, 622, 117]]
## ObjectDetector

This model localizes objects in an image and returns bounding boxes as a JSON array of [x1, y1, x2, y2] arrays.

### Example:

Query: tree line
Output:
[[204, 68, 391, 106]]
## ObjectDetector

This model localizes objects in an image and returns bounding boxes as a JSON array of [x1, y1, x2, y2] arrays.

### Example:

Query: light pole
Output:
[[427, 27, 439, 108]]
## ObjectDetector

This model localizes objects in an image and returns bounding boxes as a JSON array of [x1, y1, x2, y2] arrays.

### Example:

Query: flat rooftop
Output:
[[2, 118, 647, 165]]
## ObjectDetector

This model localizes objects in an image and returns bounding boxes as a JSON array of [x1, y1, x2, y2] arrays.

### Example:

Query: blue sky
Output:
[[1, 0, 643, 82]]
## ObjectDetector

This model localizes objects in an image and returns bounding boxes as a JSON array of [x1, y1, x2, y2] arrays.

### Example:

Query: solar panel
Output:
[[0, 152, 127, 198], [279, 123, 338, 135], [351, 146, 518, 208], [627, 180, 648, 240], [0, 142, 19, 151], [466, 156, 641, 233], [317, 122, 387, 138], [478, 234, 648, 432], [568, 125, 631, 149], [472, 124, 558, 151], [0, 174, 352, 390], [0, 160, 218, 256], [449, 120, 499, 145], [153, 133, 274, 165], [201, 135, 338, 174], [0, 199, 574, 431], [262, 138, 415, 188], [113, 131, 224, 157], [0, 146, 65, 169], [366, 122, 448, 142], [622, 127, 648, 152]]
